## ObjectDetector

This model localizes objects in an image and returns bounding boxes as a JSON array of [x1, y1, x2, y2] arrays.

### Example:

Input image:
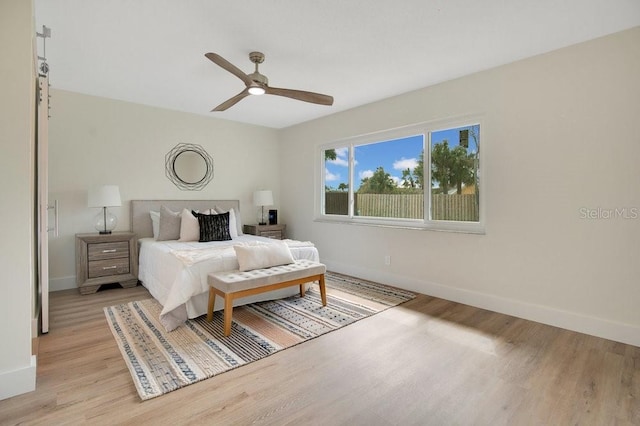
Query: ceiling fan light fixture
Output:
[[248, 84, 265, 95]]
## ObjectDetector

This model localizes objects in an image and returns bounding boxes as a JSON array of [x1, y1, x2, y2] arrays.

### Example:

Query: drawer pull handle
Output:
[[102, 249, 117, 253], [102, 266, 118, 270]]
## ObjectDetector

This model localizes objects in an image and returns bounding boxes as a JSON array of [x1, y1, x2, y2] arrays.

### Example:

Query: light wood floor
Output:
[[1, 283, 639, 425]]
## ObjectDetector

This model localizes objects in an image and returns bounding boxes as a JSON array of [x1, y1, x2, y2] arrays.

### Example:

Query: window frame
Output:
[[316, 116, 485, 234]]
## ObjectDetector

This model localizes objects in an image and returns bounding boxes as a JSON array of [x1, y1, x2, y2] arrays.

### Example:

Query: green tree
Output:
[[324, 149, 337, 161], [468, 125, 480, 206], [431, 140, 452, 194], [337, 182, 349, 192], [358, 166, 396, 194], [401, 168, 416, 188], [431, 140, 474, 194], [414, 151, 424, 188], [399, 152, 424, 190]]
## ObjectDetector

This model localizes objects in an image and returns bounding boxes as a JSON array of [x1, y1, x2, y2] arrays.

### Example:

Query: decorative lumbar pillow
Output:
[[149, 210, 160, 239], [233, 240, 295, 272], [195, 211, 231, 242], [156, 206, 181, 241], [215, 206, 242, 236]]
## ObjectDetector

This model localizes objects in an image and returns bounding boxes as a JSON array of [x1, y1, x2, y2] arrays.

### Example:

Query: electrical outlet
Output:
[[384, 255, 391, 266]]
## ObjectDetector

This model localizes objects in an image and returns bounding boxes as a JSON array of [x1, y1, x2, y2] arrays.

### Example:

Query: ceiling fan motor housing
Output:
[[249, 72, 268, 86], [248, 52, 268, 86]]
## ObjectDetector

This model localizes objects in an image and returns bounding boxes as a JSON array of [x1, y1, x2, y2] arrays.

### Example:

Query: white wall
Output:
[[0, 0, 37, 400], [45, 28, 640, 348], [48, 91, 281, 290], [280, 27, 640, 346]]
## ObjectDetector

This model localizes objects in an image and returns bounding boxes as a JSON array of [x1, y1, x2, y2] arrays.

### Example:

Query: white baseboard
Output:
[[0, 355, 36, 401], [49, 275, 76, 292], [324, 260, 640, 348]]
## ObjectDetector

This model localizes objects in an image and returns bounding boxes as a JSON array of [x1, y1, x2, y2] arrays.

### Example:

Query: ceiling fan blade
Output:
[[211, 89, 250, 111], [265, 86, 334, 106], [205, 53, 253, 87]]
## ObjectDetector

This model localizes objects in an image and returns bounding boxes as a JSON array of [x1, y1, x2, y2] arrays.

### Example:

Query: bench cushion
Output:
[[208, 259, 326, 294]]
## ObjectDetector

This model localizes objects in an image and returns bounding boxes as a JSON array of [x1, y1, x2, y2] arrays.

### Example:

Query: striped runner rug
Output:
[[104, 272, 416, 400]]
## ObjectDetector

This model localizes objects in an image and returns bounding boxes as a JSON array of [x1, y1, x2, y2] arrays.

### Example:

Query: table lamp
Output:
[[253, 190, 273, 225], [88, 185, 121, 234]]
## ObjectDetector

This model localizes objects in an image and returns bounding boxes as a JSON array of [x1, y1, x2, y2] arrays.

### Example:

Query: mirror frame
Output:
[[165, 143, 214, 190]]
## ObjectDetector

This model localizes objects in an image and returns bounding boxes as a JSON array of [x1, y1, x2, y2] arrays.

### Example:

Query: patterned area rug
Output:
[[104, 272, 416, 400]]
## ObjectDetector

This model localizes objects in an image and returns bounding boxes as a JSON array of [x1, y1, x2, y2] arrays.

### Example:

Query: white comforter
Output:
[[138, 235, 320, 331]]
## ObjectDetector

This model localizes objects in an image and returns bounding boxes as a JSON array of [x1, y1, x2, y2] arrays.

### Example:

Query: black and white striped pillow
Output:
[[194, 211, 231, 242]]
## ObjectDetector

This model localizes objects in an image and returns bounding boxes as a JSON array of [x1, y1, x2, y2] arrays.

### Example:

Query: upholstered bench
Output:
[[207, 259, 327, 336]]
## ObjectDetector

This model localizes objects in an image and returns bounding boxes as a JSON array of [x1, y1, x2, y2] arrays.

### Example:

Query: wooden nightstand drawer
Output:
[[88, 258, 130, 278], [243, 224, 286, 240], [88, 242, 129, 261], [76, 232, 139, 295], [260, 231, 282, 239]]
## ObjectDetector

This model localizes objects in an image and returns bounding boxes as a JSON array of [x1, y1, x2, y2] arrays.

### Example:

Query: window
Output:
[[320, 118, 483, 233], [429, 125, 480, 223]]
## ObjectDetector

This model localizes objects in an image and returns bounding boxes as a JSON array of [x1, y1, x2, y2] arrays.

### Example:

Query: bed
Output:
[[131, 200, 320, 331]]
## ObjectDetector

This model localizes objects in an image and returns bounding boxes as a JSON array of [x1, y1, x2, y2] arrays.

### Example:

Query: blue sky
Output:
[[325, 125, 478, 190]]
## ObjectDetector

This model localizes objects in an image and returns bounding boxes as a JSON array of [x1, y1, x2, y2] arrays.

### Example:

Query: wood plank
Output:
[[1, 283, 638, 424]]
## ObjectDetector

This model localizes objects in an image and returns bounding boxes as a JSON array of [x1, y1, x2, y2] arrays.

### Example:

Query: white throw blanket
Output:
[[170, 245, 236, 266], [170, 239, 315, 267]]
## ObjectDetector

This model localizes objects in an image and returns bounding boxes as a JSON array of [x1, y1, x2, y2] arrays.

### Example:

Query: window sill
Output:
[[314, 216, 486, 235]]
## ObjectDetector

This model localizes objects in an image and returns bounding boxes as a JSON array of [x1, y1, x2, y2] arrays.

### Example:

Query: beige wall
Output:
[[0, 0, 37, 400], [279, 27, 640, 346], [48, 91, 281, 290]]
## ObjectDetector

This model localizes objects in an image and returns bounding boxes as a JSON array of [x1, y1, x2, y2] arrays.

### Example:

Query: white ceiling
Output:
[[35, 0, 640, 129]]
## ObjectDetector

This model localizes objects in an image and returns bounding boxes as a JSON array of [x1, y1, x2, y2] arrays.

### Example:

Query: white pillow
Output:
[[215, 206, 242, 236], [178, 208, 213, 242], [179, 209, 199, 242], [233, 241, 294, 272], [149, 210, 160, 239]]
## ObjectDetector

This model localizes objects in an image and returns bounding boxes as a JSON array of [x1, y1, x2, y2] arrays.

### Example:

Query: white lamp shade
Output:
[[253, 190, 273, 206], [88, 185, 121, 208]]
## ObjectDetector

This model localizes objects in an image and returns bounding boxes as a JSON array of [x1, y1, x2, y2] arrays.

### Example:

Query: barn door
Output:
[[37, 74, 56, 334]]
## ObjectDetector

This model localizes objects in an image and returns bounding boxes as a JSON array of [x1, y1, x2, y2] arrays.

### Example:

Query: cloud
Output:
[[328, 147, 349, 167], [359, 169, 373, 180], [336, 147, 348, 158], [393, 157, 418, 171], [330, 157, 349, 167], [325, 168, 340, 182]]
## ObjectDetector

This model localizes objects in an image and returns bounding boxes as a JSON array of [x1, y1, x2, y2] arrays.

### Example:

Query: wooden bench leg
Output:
[[207, 288, 215, 322], [319, 274, 327, 306], [211, 269, 327, 336], [223, 295, 234, 336]]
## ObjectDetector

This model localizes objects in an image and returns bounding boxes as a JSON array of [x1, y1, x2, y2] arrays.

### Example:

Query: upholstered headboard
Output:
[[130, 199, 241, 239]]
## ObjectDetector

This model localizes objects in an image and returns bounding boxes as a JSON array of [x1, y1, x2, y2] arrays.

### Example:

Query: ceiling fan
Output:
[[205, 51, 334, 111]]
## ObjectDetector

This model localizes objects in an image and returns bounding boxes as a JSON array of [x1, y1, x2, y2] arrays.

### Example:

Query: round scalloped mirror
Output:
[[165, 143, 214, 190]]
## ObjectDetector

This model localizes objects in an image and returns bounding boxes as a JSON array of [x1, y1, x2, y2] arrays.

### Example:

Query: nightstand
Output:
[[75, 232, 138, 295], [243, 224, 286, 240]]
